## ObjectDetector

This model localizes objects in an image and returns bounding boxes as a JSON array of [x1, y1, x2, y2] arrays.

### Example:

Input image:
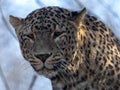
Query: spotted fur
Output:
[[10, 6, 120, 90]]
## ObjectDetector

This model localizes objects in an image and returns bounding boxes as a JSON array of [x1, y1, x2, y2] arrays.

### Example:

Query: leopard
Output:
[[9, 6, 120, 90]]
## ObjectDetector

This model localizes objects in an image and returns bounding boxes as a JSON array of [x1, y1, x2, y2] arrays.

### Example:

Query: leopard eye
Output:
[[53, 31, 65, 39]]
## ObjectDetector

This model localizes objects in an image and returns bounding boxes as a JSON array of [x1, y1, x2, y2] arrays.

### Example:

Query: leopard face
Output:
[[9, 7, 86, 78]]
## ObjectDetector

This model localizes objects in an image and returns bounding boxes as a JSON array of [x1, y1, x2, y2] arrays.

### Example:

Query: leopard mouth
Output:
[[33, 53, 56, 70], [31, 54, 67, 78], [31, 62, 57, 78], [31, 54, 58, 77], [32, 53, 64, 77]]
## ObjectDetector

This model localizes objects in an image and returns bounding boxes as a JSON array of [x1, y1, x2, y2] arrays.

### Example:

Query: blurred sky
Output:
[[0, 0, 120, 90]]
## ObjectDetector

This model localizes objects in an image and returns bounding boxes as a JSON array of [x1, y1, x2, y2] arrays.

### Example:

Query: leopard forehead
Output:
[[21, 7, 78, 55], [24, 6, 73, 31]]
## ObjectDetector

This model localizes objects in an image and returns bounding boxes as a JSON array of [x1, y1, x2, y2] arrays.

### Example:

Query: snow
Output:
[[0, 0, 120, 90]]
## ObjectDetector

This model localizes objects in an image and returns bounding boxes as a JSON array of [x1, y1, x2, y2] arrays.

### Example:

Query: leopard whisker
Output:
[[19, 62, 32, 71]]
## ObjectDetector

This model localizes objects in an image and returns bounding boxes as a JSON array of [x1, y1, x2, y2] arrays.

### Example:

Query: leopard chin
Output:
[[37, 68, 58, 78]]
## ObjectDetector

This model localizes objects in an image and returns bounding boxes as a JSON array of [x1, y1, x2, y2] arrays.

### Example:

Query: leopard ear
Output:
[[71, 8, 87, 26], [9, 15, 23, 30]]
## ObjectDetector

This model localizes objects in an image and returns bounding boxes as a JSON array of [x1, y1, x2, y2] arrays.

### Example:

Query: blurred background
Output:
[[0, 0, 120, 90]]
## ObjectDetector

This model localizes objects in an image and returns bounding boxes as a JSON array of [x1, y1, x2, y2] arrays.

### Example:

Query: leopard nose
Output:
[[35, 53, 52, 63]]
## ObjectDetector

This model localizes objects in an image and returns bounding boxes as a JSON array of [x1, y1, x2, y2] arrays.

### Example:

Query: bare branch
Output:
[[0, 0, 18, 41], [75, 0, 84, 8], [97, 0, 120, 21], [35, 0, 45, 7], [28, 74, 37, 90], [0, 66, 10, 90]]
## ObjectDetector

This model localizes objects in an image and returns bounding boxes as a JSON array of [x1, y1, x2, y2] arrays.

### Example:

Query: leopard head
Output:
[[9, 7, 86, 78]]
